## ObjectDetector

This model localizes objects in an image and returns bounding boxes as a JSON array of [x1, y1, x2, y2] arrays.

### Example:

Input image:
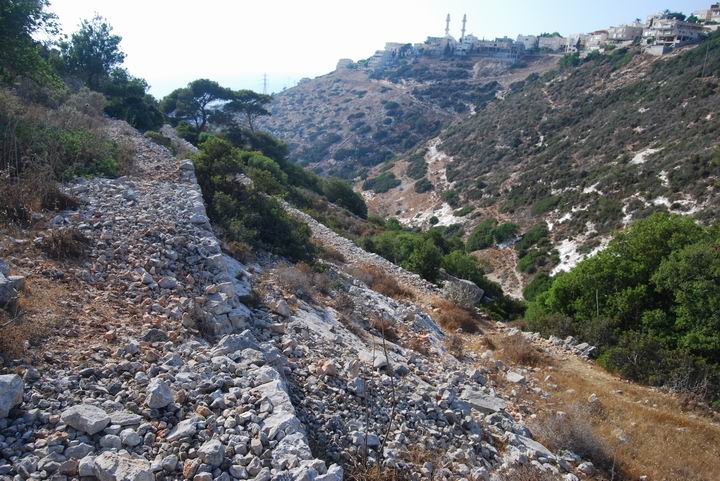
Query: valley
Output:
[[2, 2, 720, 481]]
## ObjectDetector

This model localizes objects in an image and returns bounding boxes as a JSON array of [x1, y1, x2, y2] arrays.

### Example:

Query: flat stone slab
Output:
[[61, 404, 110, 435], [459, 389, 507, 414]]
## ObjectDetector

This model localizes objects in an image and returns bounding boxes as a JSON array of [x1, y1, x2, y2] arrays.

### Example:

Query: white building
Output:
[[607, 24, 645, 42], [564, 34, 588, 53], [694, 3, 720, 22], [538, 35, 566, 51], [643, 17, 705, 48], [516, 34, 538, 50], [585, 30, 609, 50]]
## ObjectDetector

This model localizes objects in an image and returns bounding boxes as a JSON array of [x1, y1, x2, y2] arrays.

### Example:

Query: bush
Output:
[[1, 88, 131, 189], [362, 171, 400, 193], [497, 334, 548, 367], [413, 178, 433, 193], [527, 213, 720, 403], [441, 189, 460, 207], [349, 265, 410, 299], [322, 177, 367, 218], [434, 299, 480, 333], [467, 218, 497, 251], [39, 228, 89, 260], [530, 404, 618, 475], [144, 130, 172, 149], [193, 136, 314, 261]]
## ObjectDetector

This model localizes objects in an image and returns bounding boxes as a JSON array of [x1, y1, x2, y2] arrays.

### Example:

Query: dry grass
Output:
[[275, 262, 332, 299], [39, 228, 89, 260], [531, 351, 720, 481], [444, 333, 465, 359], [345, 457, 412, 481], [348, 265, 411, 300], [0, 278, 66, 360], [432, 299, 481, 333], [369, 314, 400, 343], [496, 333, 548, 367], [497, 465, 560, 481], [406, 335, 431, 356], [530, 404, 619, 477], [318, 244, 346, 264]]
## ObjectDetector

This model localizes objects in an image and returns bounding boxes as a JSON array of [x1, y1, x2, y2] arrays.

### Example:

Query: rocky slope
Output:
[[259, 55, 559, 178], [0, 120, 610, 481], [364, 36, 720, 295]]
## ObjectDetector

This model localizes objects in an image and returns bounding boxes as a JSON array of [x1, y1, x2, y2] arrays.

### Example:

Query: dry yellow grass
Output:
[[532, 349, 720, 481], [0, 276, 69, 359], [494, 333, 549, 367]]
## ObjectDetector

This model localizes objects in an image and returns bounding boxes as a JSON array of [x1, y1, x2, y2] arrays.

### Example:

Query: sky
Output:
[[47, 0, 711, 97]]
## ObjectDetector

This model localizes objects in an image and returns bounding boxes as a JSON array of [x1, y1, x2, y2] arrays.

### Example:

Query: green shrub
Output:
[[193, 136, 314, 261], [322, 177, 367, 218], [414, 177, 433, 193], [467, 218, 498, 251], [527, 213, 720, 403], [362, 171, 400, 193], [523, 273, 552, 301], [144, 130, 172, 149], [442, 189, 460, 207], [454, 206, 473, 217]]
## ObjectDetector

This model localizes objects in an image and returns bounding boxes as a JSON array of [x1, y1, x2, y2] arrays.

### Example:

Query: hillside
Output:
[[259, 55, 559, 178], [364, 34, 720, 295]]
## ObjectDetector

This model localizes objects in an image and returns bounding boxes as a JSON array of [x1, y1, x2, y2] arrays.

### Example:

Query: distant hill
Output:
[[259, 55, 559, 178], [362, 34, 720, 295]]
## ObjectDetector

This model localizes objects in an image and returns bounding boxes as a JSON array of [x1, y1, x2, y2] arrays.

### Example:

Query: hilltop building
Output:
[[694, 3, 720, 22], [516, 35, 538, 50], [363, 6, 715, 72], [643, 15, 705, 49], [538, 34, 566, 51]]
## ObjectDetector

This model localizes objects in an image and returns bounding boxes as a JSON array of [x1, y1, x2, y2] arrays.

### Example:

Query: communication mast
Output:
[[445, 14, 451, 37], [263, 73, 268, 95], [461, 14, 467, 41]]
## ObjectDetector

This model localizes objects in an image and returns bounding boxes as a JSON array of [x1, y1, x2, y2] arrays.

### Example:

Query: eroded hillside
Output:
[[363, 35, 720, 296], [259, 55, 559, 178]]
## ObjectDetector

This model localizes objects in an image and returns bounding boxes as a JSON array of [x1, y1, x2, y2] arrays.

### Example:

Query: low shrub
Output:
[[530, 404, 619, 476], [39, 228, 89, 260], [362, 171, 400, 193], [349, 265, 411, 300], [444, 333, 465, 358], [414, 177, 433, 193], [433, 299, 480, 333], [497, 334, 548, 367]]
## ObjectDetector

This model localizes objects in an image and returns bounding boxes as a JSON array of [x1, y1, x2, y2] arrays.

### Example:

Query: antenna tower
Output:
[[445, 14, 451, 37], [461, 14, 467, 40], [263, 73, 268, 95]]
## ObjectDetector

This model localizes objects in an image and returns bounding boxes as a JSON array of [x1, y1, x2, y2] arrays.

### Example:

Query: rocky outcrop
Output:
[[442, 275, 485, 309], [285, 203, 440, 298], [0, 374, 23, 418], [0, 122, 334, 481]]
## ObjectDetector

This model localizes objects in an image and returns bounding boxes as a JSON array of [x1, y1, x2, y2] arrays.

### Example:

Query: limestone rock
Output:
[[197, 439, 224, 467], [61, 404, 110, 435], [442, 277, 484, 309], [0, 374, 23, 418], [146, 378, 174, 409], [93, 452, 153, 481]]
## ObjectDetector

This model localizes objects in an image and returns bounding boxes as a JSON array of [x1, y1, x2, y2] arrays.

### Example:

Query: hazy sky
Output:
[[48, 0, 710, 97]]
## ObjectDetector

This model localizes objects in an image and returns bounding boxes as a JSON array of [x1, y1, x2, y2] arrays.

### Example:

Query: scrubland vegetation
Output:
[[527, 213, 720, 406]]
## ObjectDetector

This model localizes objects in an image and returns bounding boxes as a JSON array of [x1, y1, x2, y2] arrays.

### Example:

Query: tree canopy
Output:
[[60, 15, 125, 89], [221, 90, 271, 132], [526, 213, 720, 403], [161, 79, 234, 132], [0, 0, 58, 83]]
